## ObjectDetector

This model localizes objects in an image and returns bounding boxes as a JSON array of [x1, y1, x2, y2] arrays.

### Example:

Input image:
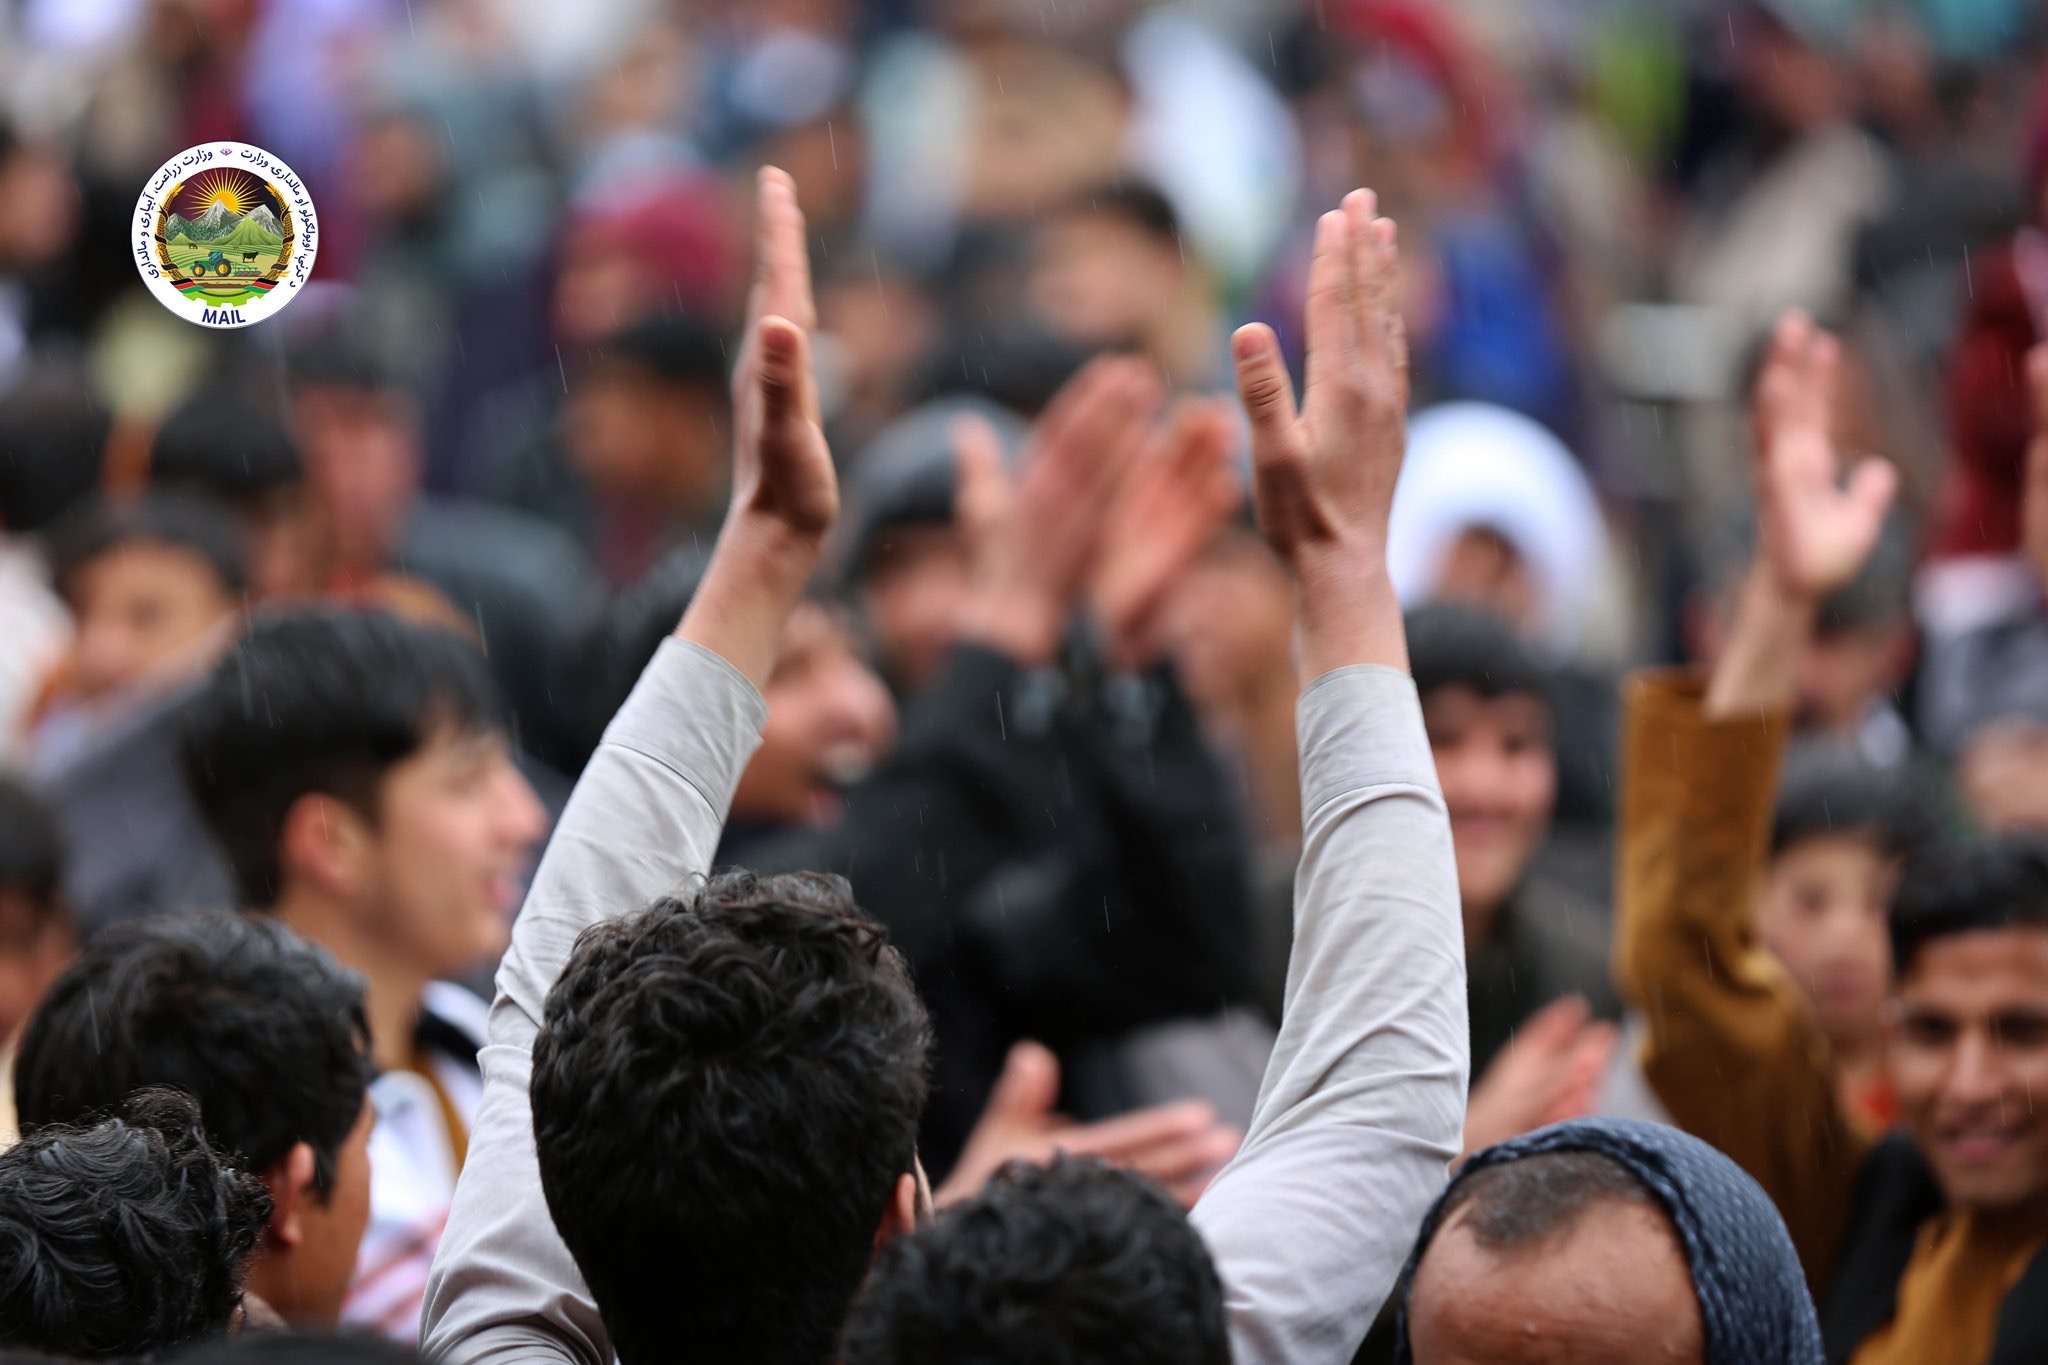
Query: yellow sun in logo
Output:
[[189, 169, 249, 217]]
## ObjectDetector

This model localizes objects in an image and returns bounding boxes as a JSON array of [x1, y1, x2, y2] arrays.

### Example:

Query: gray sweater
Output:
[[420, 640, 1467, 1365]]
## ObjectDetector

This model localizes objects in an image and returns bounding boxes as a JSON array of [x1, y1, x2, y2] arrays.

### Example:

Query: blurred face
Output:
[[1408, 1199, 1704, 1364], [1158, 536, 1295, 714], [1893, 927, 2048, 1212], [275, 1099, 374, 1325], [1433, 529, 1538, 639], [565, 369, 727, 513], [1424, 686, 1556, 932], [860, 527, 973, 696], [364, 729, 547, 977], [1757, 834, 1897, 1052], [1030, 213, 1177, 348], [1958, 720, 2048, 834], [733, 604, 896, 828], [1795, 626, 1909, 737], [293, 386, 418, 574], [66, 541, 237, 701], [0, 891, 72, 1042]]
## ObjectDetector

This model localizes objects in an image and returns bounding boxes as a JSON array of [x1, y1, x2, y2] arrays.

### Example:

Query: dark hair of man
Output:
[[0, 1088, 272, 1360], [1405, 601, 1553, 712], [841, 1155, 1229, 1365], [1062, 180, 1181, 246], [1891, 833, 2048, 976], [15, 912, 372, 1193], [150, 386, 303, 504], [532, 870, 932, 1365], [1434, 1149, 1662, 1253], [47, 492, 249, 603], [1770, 741, 1932, 860], [179, 605, 507, 908], [169, 1331, 422, 1364], [0, 357, 108, 535], [0, 777, 66, 915], [593, 313, 730, 397]]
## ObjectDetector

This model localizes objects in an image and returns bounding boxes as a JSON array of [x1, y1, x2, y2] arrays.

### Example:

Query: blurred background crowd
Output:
[[7, 0, 2048, 1348]]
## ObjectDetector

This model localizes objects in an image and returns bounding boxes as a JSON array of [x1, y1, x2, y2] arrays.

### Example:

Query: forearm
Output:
[[1191, 665, 1465, 1364], [1704, 563, 1818, 719], [1615, 669, 1861, 1283], [677, 519, 821, 691], [1292, 553, 1407, 681]]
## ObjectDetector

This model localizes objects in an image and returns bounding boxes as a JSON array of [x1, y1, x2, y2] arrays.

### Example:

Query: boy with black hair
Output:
[[427, 173, 1465, 1365], [1760, 742, 1930, 1130], [841, 1155, 1230, 1365], [25, 493, 247, 937], [149, 385, 308, 602], [182, 605, 547, 1339], [0, 1088, 272, 1360], [1618, 311, 2048, 1362], [15, 912, 376, 1326]]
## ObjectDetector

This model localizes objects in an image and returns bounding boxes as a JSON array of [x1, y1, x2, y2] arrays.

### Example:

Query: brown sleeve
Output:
[[1614, 668, 1872, 1288]]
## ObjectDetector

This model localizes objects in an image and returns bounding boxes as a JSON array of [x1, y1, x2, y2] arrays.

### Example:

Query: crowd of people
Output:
[[4, 0, 2048, 1362]]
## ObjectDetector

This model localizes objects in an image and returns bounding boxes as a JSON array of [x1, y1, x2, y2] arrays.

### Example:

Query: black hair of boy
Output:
[[1404, 601, 1553, 708], [841, 1155, 1230, 1365], [0, 359, 108, 534], [169, 1332, 422, 1364], [46, 492, 249, 602], [179, 606, 506, 908], [1892, 833, 2048, 975], [531, 870, 931, 1365], [15, 912, 372, 1192], [1770, 740, 1932, 860], [0, 1088, 271, 1359], [150, 386, 302, 505]]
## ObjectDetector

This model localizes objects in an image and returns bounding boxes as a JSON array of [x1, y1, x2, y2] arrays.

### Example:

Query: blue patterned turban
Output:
[[1392, 1118, 1823, 1365]]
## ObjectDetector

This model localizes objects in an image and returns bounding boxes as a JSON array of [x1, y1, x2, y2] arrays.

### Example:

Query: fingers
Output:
[[1513, 993, 1594, 1052], [1301, 210, 1358, 397], [952, 413, 1014, 538], [981, 1041, 1060, 1123], [756, 315, 813, 433], [1342, 189, 1384, 366], [1050, 1099, 1218, 1160], [752, 166, 815, 334], [1844, 456, 1899, 526], [1231, 324, 1300, 457]]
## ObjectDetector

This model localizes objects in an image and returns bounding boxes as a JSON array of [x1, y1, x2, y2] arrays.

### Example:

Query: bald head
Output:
[[1405, 1152, 1705, 1365]]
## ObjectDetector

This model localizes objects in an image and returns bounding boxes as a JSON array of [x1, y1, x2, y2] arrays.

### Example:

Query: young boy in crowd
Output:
[[181, 606, 547, 1340], [1759, 742, 1928, 1130], [14, 912, 376, 1327]]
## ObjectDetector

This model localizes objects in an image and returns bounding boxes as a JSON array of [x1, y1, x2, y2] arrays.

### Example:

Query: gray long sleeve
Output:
[[421, 639, 767, 1363], [1189, 664, 1468, 1365]]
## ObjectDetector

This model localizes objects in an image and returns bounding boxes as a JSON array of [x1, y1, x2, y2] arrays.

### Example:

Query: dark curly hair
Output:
[[841, 1154, 1230, 1365], [16, 912, 372, 1195], [532, 870, 932, 1365], [0, 1088, 272, 1359]]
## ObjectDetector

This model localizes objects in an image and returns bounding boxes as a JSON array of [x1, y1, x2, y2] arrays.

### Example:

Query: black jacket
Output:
[[730, 642, 1256, 1168]]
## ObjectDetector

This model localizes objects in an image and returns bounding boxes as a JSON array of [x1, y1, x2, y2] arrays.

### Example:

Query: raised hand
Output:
[[1752, 312, 1896, 603], [1230, 188, 1410, 675], [679, 166, 836, 687], [1708, 313, 1899, 717], [935, 1042, 1242, 1211], [1089, 397, 1243, 672], [953, 357, 1162, 666]]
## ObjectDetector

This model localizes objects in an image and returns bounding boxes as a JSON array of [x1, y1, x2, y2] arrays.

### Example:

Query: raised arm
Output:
[[422, 166, 838, 1363], [1188, 192, 1469, 1364], [1617, 313, 1893, 1286]]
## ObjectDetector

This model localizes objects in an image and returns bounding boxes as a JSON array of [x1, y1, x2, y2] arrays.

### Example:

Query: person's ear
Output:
[[261, 1142, 318, 1249], [872, 1170, 921, 1258], [279, 793, 374, 902]]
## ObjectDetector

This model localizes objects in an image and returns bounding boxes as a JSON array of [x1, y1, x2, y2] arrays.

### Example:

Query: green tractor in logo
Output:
[[200, 249, 233, 278]]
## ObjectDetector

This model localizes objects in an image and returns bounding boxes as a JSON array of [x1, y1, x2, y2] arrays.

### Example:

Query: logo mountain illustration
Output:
[[220, 213, 281, 249], [181, 199, 237, 241], [244, 204, 283, 236]]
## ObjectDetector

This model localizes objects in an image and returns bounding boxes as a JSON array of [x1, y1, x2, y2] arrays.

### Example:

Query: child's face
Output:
[[1757, 832, 1900, 1052], [66, 540, 237, 701], [1423, 685, 1556, 929]]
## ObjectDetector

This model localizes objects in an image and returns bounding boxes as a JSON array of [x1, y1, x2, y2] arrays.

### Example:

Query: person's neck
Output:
[[270, 887, 427, 1074]]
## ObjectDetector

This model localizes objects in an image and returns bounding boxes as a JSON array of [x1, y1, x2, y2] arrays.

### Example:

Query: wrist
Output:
[[1290, 551, 1406, 679]]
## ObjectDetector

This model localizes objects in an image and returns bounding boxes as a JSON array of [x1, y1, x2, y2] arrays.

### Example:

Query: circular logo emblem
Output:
[[132, 142, 318, 328]]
